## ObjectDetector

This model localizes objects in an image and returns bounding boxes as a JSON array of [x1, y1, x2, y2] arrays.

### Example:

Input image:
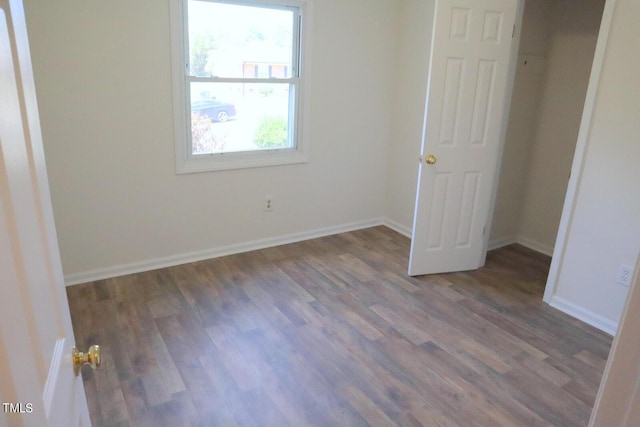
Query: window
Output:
[[171, 0, 310, 173]]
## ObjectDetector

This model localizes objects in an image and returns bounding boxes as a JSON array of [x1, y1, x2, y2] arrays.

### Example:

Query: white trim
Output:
[[487, 235, 553, 255], [177, 149, 309, 173], [64, 218, 385, 286], [515, 235, 554, 257], [383, 218, 412, 238], [543, 0, 617, 303], [549, 296, 617, 336], [488, 236, 517, 251], [60, 217, 553, 286]]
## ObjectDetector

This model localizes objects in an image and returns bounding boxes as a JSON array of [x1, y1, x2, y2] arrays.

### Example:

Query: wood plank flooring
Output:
[[66, 226, 612, 427]]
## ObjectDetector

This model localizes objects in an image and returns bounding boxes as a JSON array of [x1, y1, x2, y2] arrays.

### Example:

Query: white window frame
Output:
[[170, 0, 312, 173]]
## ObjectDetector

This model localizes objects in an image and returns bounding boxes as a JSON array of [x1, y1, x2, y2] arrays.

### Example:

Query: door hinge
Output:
[[482, 226, 486, 237], [512, 24, 516, 38]]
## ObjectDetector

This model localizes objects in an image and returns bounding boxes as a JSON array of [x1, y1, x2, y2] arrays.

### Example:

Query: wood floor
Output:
[[67, 226, 612, 427]]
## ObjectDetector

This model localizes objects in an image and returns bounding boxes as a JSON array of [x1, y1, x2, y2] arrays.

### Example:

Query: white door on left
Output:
[[0, 0, 94, 425], [409, 0, 519, 276]]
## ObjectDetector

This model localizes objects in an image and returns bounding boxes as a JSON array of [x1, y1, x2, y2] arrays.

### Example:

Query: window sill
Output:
[[175, 148, 309, 174]]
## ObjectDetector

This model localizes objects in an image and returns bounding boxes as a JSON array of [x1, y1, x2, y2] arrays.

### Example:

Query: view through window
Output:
[[187, 1, 300, 156]]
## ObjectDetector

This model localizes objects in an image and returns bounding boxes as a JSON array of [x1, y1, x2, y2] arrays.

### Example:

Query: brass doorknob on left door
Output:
[[72, 345, 101, 376], [425, 154, 437, 165]]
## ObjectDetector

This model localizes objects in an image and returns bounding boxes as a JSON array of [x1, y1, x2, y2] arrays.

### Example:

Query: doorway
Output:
[[490, 0, 606, 274]]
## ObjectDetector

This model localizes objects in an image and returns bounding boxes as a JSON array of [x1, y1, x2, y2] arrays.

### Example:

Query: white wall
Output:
[[546, 0, 640, 331], [25, 0, 639, 335], [590, 251, 640, 426], [385, 0, 434, 235], [23, 0, 399, 282]]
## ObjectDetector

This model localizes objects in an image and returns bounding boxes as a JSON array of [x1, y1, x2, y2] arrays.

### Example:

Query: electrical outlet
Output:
[[617, 264, 633, 287], [264, 195, 273, 212]]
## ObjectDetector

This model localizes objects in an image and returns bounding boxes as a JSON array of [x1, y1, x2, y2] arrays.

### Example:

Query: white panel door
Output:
[[0, 1, 92, 425], [409, 0, 518, 276]]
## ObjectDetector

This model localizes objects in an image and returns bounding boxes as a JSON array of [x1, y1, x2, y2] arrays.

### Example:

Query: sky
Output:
[[188, 0, 294, 39]]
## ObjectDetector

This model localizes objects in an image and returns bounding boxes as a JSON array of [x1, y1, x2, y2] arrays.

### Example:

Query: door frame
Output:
[[541, 0, 616, 303]]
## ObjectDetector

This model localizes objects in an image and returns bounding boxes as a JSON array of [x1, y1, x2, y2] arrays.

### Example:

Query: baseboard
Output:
[[383, 218, 412, 238], [488, 236, 517, 251], [64, 217, 386, 286], [62, 220, 557, 286], [515, 235, 554, 256], [548, 296, 617, 336], [487, 234, 554, 256]]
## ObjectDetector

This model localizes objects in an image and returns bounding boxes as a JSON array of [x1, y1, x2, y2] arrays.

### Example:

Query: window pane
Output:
[[188, 1, 294, 79], [190, 82, 293, 155]]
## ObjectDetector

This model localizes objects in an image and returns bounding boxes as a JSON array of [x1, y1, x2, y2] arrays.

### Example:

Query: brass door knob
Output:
[[425, 154, 437, 165], [72, 345, 102, 376]]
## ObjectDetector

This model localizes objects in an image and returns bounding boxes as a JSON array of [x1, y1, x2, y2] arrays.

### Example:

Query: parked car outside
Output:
[[192, 99, 237, 122]]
